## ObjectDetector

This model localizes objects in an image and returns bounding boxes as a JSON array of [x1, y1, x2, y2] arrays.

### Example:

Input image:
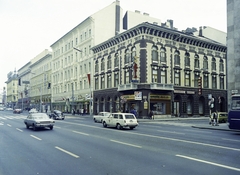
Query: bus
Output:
[[228, 94, 240, 130]]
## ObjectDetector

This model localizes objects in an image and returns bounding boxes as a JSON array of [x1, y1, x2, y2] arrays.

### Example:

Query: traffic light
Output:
[[198, 77, 202, 95]]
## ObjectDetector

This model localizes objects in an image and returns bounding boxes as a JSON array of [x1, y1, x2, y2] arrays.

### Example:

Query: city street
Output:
[[0, 111, 240, 175]]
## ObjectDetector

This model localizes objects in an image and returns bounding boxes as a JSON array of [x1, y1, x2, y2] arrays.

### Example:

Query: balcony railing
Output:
[[150, 83, 174, 90], [118, 83, 138, 91]]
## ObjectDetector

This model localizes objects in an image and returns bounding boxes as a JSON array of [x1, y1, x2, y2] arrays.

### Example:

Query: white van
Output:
[[102, 113, 138, 130]]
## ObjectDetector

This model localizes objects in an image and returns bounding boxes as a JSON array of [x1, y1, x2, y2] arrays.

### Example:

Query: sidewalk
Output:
[[63, 113, 239, 132]]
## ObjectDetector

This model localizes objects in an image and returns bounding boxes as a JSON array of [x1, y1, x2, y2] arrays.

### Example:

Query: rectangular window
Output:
[[203, 75, 209, 88], [101, 76, 105, 89], [152, 69, 158, 83], [125, 71, 129, 84], [185, 73, 190, 86], [114, 73, 119, 87], [194, 74, 200, 87], [161, 70, 166, 83], [212, 76, 217, 89], [174, 72, 180, 86], [107, 75, 112, 88], [220, 77, 224, 89], [95, 78, 99, 90]]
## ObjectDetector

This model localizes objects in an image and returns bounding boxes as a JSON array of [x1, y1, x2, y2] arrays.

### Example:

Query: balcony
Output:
[[150, 83, 174, 90], [118, 83, 138, 91]]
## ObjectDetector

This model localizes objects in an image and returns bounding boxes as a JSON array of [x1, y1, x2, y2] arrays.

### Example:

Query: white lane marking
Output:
[[110, 140, 142, 148], [222, 138, 240, 142], [72, 130, 89, 136], [7, 124, 11, 127], [176, 154, 240, 172], [55, 146, 79, 158], [0, 117, 6, 120], [16, 128, 23, 132], [157, 130, 185, 135], [30, 135, 42, 140]]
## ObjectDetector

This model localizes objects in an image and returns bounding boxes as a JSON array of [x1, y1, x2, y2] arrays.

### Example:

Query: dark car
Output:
[[24, 113, 55, 131], [49, 110, 65, 120], [13, 108, 22, 114]]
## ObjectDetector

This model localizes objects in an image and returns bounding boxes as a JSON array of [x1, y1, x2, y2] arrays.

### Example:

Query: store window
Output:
[[150, 102, 166, 115]]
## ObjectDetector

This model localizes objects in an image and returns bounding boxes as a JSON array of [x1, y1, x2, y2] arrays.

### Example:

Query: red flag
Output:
[[87, 74, 91, 85]]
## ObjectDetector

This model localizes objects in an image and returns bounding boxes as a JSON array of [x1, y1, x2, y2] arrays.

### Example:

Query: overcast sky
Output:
[[0, 0, 226, 91]]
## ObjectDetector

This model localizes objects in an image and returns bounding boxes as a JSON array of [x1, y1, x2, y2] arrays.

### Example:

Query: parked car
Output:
[[13, 108, 22, 114], [102, 113, 138, 130], [49, 110, 65, 120], [93, 112, 111, 123], [24, 113, 55, 131], [0, 107, 4, 111], [29, 108, 38, 113], [218, 112, 228, 123]]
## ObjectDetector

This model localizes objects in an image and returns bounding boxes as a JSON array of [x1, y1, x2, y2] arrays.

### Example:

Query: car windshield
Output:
[[32, 114, 49, 120], [125, 115, 135, 119]]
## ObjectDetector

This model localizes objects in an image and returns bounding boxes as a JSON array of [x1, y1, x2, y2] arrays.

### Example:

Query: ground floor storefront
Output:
[[93, 86, 227, 119]]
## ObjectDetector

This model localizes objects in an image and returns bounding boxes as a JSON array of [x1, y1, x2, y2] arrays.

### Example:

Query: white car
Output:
[[29, 108, 38, 113], [102, 113, 138, 130], [93, 112, 111, 123]]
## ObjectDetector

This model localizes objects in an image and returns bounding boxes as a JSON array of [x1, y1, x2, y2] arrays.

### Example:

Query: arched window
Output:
[[203, 56, 208, 70], [152, 46, 158, 63], [124, 49, 130, 64], [211, 57, 216, 71], [131, 47, 136, 62], [101, 58, 105, 72], [219, 59, 224, 72], [185, 52, 190, 67], [174, 50, 180, 65], [194, 54, 199, 68], [160, 47, 166, 63], [114, 53, 119, 68], [107, 55, 111, 70], [95, 60, 99, 73]]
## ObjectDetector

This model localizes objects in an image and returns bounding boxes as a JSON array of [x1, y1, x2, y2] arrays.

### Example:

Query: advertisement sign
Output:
[[134, 91, 142, 100]]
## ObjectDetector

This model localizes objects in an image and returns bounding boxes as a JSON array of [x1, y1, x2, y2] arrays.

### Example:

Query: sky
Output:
[[0, 0, 227, 91]]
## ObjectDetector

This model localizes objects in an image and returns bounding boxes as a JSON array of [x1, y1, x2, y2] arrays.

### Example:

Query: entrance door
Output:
[[174, 101, 180, 116]]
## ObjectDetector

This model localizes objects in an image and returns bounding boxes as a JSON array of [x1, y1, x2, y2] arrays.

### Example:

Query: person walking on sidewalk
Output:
[[148, 110, 154, 120]]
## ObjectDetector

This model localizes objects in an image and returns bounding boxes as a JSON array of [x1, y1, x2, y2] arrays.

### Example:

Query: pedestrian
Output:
[[148, 110, 154, 120], [212, 112, 217, 126]]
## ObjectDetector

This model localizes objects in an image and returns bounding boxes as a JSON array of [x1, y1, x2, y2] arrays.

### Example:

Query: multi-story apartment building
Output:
[[92, 22, 227, 118], [5, 70, 19, 108], [29, 49, 52, 112], [50, 1, 162, 114]]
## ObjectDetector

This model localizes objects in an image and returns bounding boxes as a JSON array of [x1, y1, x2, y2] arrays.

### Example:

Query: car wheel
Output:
[[49, 126, 53, 130], [26, 124, 29, 129], [62, 118, 64, 120], [103, 121, 107, 128], [129, 127, 135, 130], [32, 124, 37, 131], [94, 118, 97, 123], [117, 124, 122, 130]]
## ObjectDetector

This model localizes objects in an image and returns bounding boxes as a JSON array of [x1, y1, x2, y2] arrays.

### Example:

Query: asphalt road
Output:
[[0, 111, 240, 175]]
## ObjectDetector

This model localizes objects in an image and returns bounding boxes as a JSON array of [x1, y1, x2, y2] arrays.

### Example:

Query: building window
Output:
[[131, 47, 136, 62], [174, 71, 180, 85], [194, 54, 199, 68], [203, 74, 209, 88], [219, 59, 224, 72], [107, 56, 111, 70], [161, 69, 166, 83], [194, 74, 200, 87], [152, 46, 158, 63], [107, 74, 112, 88], [152, 69, 158, 83], [124, 49, 131, 64], [185, 72, 190, 86], [160, 47, 166, 63], [212, 57, 216, 71], [114, 53, 119, 68], [114, 72, 119, 87], [220, 76, 224, 89], [101, 75, 105, 89], [101, 58, 105, 72], [125, 71, 130, 84], [95, 78, 99, 90], [212, 75, 217, 89], [84, 80, 86, 89], [185, 52, 190, 67], [174, 50, 180, 66], [203, 56, 208, 70], [95, 60, 99, 73]]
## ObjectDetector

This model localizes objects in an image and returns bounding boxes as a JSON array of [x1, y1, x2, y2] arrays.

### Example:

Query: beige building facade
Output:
[[92, 22, 227, 118]]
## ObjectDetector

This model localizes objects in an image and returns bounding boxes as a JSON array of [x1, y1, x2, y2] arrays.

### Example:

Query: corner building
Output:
[[92, 22, 227, 118]]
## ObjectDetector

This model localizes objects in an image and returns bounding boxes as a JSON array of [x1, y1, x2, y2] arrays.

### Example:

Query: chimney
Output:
[[199, 26, 203, 37]]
